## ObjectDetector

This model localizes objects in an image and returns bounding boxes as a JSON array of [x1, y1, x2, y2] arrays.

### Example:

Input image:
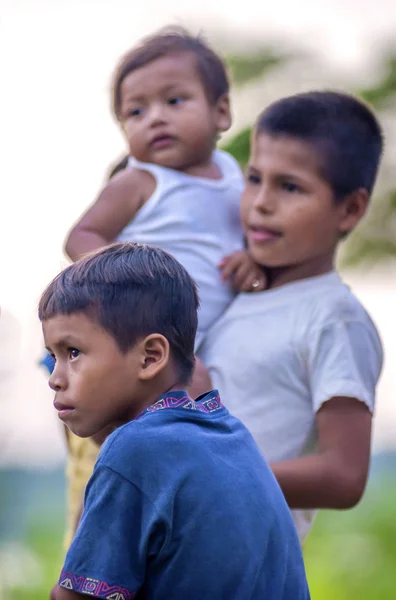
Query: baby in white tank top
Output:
[[65, 28, 266, 340], [62, 27, 266, 548]]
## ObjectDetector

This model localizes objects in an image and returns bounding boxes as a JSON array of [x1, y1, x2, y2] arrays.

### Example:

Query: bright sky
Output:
[[1, 0, 396, 465]]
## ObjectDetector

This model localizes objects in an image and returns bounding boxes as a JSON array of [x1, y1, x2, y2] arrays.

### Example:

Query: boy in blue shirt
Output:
[[40, 242, 309, 600]]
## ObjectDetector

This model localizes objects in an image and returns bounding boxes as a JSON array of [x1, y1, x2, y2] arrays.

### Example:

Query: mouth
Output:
[[150, 135, 176, 149], [247, 224, 282, 242], [53, 399, 75, 420]]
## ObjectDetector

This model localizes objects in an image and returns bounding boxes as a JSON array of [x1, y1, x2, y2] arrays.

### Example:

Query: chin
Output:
[[249, 253, 276, 268], [66, 422, 99, 439]]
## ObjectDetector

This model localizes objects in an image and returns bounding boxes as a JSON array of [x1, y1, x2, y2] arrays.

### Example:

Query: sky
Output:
[[1, 0, 396, 465]]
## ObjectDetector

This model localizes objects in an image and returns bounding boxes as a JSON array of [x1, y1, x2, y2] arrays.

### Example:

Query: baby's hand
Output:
[[219, 250, 267, 293]]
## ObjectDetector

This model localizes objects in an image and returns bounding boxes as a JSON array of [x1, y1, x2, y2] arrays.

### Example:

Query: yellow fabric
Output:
[[64, 430, 100, 550]]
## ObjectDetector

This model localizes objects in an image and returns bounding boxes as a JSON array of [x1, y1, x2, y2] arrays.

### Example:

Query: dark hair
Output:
[[255, 91, 383, 200], [112, 27, 229, 121], [38, 243, 199, 383], [107, 155, 129, 180]]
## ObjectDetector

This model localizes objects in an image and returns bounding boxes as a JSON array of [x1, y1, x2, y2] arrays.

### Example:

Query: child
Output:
[[200, 91, 384, 543], [62, 27, 265, 547], [64, 27, 266, 347], [40, 242, 310, 600]]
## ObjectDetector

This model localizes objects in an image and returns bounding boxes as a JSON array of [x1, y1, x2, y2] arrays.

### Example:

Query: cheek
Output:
[[123, 122, 142, 145], [240, 191, 252, 227], [287, 204, 337, 245]]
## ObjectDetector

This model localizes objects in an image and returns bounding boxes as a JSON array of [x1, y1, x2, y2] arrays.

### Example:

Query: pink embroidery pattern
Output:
[[146, 391, 223, 414], [59, 569, 136, 599]]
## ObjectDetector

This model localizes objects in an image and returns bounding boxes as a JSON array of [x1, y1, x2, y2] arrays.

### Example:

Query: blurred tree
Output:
[[222, 48, 396, 267]]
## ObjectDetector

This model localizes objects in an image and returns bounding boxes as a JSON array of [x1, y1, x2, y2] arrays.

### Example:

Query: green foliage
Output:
[[1, 522, 63, 600], [227, 51, 286, 86], [221, 127, 251, 169], [305, 484, 396, 599], [360, 54, 396, 109]]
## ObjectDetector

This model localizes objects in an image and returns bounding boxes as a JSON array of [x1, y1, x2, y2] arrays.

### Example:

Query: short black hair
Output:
[[113, 26, 229, 121], [255, 91, 383, 200], [38, 243, 199, 383]]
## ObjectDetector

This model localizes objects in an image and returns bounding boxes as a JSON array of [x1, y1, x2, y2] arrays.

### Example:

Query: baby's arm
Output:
[[65, 169, 155, 262], [271, 397, 372, 509]]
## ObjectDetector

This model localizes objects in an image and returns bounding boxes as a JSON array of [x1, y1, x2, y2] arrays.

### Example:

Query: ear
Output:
[[137, 334, 170, 381], [214, 93, 232, 133], [338, 188, 369, 235]]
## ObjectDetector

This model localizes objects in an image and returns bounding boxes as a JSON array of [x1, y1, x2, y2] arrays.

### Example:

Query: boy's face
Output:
[[241, 133, 364, 279], [43, 312, 149, 438], [119, 53, 230, 170]]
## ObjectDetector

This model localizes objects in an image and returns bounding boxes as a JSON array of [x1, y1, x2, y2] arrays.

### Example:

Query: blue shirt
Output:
[[60, 390, 310, 599]]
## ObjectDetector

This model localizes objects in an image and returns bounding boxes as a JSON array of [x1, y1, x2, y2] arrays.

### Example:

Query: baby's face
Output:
[[43, 312, 146, 438], [119, 52, 230, 172]]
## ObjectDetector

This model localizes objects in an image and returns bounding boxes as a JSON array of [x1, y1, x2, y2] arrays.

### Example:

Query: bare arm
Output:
[[64, 169, 155, 262], [270, 397, 372, 509]]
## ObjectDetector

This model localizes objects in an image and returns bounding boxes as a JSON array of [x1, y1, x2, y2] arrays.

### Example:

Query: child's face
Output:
[[43, 312, 149, 438], [119, 53, 230, 170], [241, 133, 359, 276]]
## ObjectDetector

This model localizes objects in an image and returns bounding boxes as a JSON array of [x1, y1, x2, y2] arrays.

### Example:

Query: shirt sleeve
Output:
[[59, 462, 165, 599], [307, 319, 383, 413]]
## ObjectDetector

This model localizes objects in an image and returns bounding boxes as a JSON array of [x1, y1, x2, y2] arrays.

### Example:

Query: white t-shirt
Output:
[[116, 150, 244, 348], [199, 271, 383, 542]]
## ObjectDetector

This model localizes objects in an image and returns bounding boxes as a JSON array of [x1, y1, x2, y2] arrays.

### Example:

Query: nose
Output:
[[253, 183, 276, 214], [148, 102, 166, 127], [48, 362, 67, 392]]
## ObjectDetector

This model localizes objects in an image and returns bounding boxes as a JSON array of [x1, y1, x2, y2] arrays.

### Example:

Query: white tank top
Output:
[[116, 149, 244, 349]]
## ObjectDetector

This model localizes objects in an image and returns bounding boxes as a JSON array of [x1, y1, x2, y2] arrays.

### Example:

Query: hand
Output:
[[219, 251, 267, 293]]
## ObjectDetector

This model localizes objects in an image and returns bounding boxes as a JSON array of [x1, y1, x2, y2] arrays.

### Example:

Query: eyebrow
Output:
[[45, 335, 81, 350], [245, 164, 260, 174], [123, 83, 189, 104], [247, 163, 308, 179]]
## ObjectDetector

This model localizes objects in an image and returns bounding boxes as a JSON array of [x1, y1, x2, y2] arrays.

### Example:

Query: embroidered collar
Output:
[[139, 389, 224, 418]]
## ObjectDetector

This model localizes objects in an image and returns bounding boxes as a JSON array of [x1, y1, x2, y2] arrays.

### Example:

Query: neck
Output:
[[184, 161, 221, 179], [266, 253, 335, 290], [127, 375, 186, 422], [181, 149, 221, 180]]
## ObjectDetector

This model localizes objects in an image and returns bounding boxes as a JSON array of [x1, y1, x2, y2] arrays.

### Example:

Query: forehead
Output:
[[250, 133, 324, 179], [42, 312, 105, 345], [120, 52, 203, 99]]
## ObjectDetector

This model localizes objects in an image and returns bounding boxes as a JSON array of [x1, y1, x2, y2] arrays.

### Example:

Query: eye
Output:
[[68, 348, 80, 360], [168, 97, 184, 106], [128, 107, 143, 117], [282, 181, 301, 193], [246, 173, 261, 185]]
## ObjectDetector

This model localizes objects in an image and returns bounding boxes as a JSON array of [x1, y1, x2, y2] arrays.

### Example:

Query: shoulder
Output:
[[307, 278, 379, 334], [100, 418, 152, 459], [98, 415, 178, 479], [300, 277, 383, 367], [103, 166, 156, 200]]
